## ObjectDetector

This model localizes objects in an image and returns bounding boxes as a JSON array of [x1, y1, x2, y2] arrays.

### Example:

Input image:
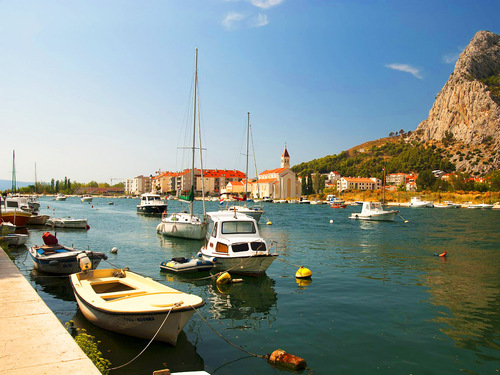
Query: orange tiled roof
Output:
[[343, 177, 376, 183], [260, 167, 287, 175]]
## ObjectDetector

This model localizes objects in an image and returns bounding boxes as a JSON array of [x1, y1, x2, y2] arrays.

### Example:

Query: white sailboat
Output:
[[223, 113, 264, 222], [156, 48, 208, 240]]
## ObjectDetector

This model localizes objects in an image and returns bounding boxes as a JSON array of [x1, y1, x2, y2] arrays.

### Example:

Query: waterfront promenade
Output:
[[0, 247, 100, 375]]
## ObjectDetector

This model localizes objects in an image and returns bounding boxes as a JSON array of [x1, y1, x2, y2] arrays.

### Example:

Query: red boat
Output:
[[330, 203, 347, 209], [1, 210, 32, 227]]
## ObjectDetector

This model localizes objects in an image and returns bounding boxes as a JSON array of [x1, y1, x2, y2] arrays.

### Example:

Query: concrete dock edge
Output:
[[0, 247, 101, 375]]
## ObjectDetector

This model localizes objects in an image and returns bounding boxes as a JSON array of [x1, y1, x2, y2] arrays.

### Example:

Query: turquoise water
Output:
[[10, 197, 500, 374]]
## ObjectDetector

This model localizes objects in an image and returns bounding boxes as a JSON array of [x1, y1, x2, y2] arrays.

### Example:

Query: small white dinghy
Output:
[[159, 255, 214, 273], [70, 263, 205, 345], [1, 233, 28, 246]]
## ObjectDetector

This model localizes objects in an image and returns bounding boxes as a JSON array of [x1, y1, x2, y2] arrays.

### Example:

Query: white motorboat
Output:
[[137, 193, 168, 215], [199, 211, 278, 276], [157, 49, 208, 240], [349, 202, 399, 221], [81, 195, 93, 203], [434, 201, 461, 208], [467, 202, 494, 209], [55, 194, 67, 201], [1, 233, 28, 246], [46, 217, 88, 229], [409, 196, 434, 208], [70, 267, 205, 345]]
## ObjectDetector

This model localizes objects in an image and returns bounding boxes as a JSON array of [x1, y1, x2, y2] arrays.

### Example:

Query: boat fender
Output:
[[216, 272, 231, 285], [49, 260, 59, 266], [268, 349, 307, 371], [86, 225, 90, 230], [295, 266, 312, 279]]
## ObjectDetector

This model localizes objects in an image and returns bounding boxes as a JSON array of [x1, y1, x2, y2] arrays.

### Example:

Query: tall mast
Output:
[[190, 48, 198, 216], [12, 150, 16, 193], [245, 112, 250, 204]]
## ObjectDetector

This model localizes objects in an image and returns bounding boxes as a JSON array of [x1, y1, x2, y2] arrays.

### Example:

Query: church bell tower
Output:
[[281, 146, 290, 169]]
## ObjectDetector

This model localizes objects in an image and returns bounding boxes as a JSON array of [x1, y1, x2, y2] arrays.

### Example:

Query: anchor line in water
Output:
[[191, 305, 267, 359], [108, 302, 180, 371]]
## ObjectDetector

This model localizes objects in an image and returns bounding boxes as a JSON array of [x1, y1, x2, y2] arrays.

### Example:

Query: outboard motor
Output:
[[77, 253, 92, 271]]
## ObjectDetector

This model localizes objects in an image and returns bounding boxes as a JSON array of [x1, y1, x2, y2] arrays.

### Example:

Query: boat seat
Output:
[[37, 245, 64, 254]]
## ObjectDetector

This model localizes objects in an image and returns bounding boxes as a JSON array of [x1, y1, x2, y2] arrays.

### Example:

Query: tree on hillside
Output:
[[416, 170, 435, 191]]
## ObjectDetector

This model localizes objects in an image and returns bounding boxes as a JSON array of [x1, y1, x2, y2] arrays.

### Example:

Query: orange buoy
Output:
[[439, 251, 447, 257], [268, 349, 306, 371]]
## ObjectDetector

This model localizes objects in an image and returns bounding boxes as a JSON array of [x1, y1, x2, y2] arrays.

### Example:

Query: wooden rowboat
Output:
[[70, 268, 205, 345]]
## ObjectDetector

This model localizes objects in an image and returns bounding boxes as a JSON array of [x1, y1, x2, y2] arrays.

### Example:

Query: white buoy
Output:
[[110, 247, 118, 254], [330, 219, 333, 224]]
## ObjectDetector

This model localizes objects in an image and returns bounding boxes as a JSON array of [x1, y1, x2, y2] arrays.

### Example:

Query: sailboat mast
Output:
[[12, 150, 16, 193], [190, 48, 198, 216], [245, 112, 250, 202]]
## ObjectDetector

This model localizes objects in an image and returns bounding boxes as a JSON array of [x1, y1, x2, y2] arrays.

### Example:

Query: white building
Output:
[[125, 175, 152, 195], [251, 146, 301, 199]]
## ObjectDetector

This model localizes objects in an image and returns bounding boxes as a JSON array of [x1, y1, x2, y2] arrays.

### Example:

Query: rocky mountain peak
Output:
[[412, 30, 500, 175]]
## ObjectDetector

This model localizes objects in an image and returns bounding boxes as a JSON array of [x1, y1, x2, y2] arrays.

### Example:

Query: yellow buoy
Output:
[[266, 220, 272, 225], [216, 272, 231, 285], [295, 266, 312, 279]]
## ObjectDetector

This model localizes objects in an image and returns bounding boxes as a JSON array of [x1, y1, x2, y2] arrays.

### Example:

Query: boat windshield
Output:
[[221, 221, 256, 234]]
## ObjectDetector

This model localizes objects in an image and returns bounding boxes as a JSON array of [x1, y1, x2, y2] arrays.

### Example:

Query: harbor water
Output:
[[9, 197, 500, 374]]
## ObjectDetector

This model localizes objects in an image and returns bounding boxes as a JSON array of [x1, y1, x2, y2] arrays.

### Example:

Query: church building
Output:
[[252, 146, 301, 199]]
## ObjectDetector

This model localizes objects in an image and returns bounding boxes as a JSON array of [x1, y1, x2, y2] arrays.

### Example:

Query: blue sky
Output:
[[1, 0, 499, 184]]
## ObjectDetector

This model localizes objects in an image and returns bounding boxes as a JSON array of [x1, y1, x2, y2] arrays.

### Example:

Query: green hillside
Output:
[[291, 137, 455, 179]]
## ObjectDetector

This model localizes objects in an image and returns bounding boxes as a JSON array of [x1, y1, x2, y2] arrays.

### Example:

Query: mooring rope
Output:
[[191, 305, 267, 359], [108, 302, 180, 371]]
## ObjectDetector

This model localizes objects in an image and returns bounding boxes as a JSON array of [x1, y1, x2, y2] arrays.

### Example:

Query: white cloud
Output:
[[251, 13, 269, 27], [222, 12, 246, 30], [442, 46, 465, 64], [385, 63, 423, 79], [250, 0, 283, 9]]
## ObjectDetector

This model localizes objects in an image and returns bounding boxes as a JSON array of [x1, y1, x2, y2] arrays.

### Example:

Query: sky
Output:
[[1, 0, 499, 185]]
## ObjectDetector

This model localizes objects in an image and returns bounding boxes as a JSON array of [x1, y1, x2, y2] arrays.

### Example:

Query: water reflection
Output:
[[207, 275, 278, 328], [29, 269, 74, 302], [70, 310, 205, 375], [420, 212, 500, 364]]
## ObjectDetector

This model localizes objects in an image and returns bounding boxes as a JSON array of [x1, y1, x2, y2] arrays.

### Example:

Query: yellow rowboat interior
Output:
[[70, 268, 205, 345]]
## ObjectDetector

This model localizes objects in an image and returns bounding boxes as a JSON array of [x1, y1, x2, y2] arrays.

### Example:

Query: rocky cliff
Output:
[[413, 30, 500, 175]]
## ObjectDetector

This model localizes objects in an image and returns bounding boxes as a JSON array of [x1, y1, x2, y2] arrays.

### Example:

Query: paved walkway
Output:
[[0, 247, 100, 375]]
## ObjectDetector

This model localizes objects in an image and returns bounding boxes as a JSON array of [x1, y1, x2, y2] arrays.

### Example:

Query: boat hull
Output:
[[349, 211, 398, 221], [28, 214, 50, 225], [136, 205, 168, 215], [0, 210, 32, 227], [157, 221, 208, 240], [160, 257, 214, 273], [1, 234, 28, 246], [29, 248, 105, 274], [70, 269, 205, 345], [201, 252, 277, 277], [45, 218, 88, 229], [73, 291, 194, 345]]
